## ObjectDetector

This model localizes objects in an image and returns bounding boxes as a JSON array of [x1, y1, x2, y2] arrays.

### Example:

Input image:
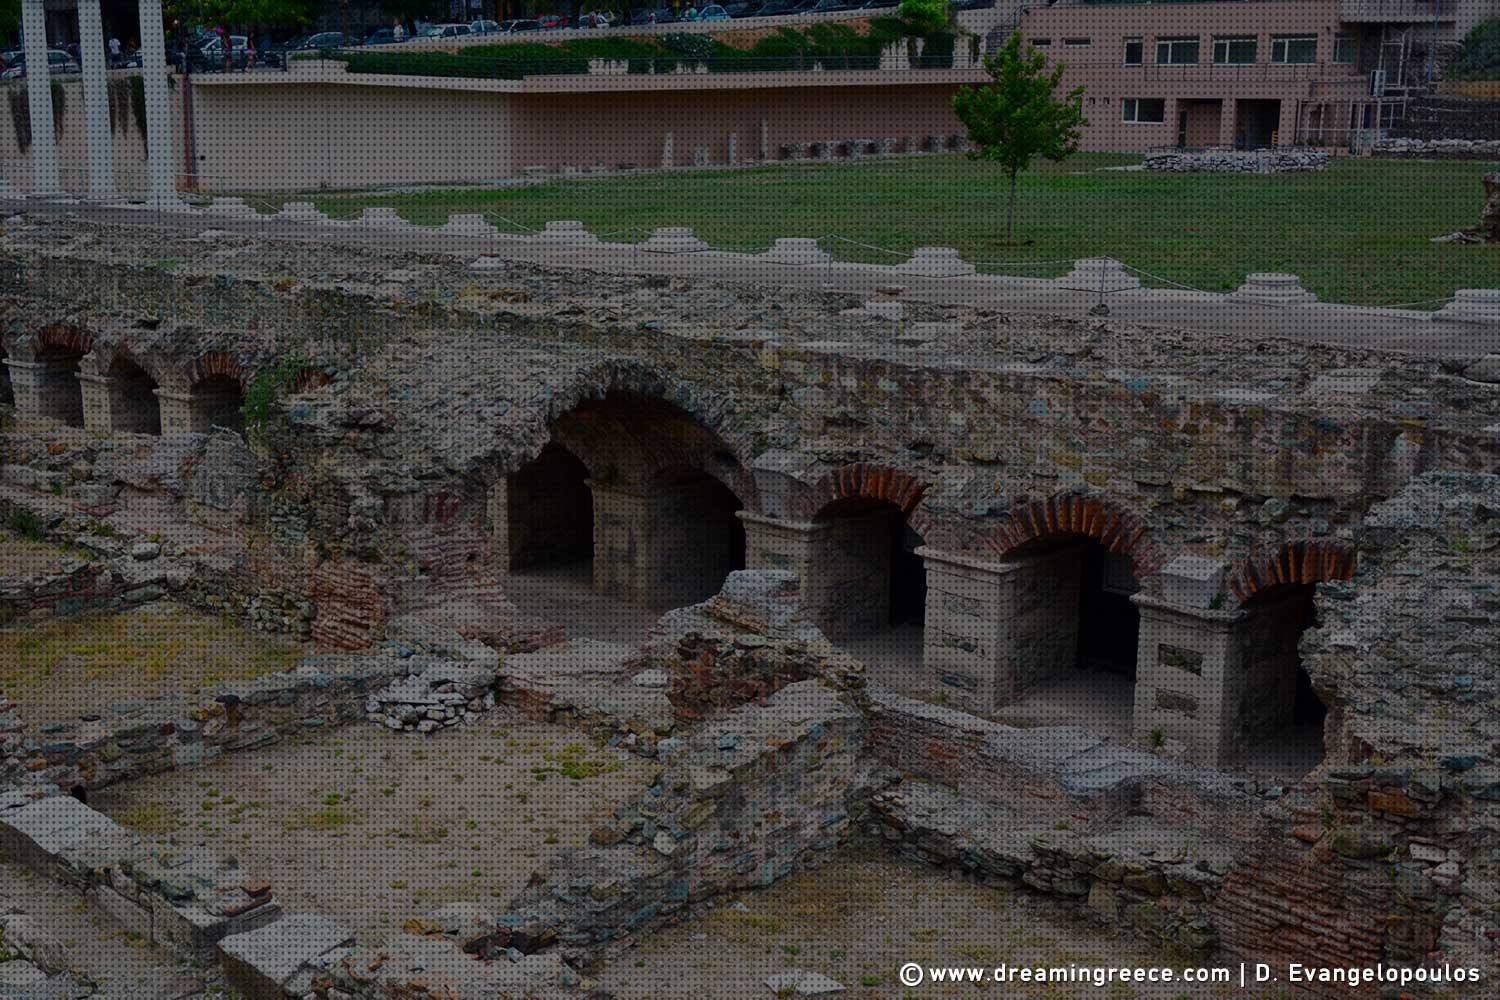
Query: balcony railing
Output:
[[1338, 0, 1452, 23]]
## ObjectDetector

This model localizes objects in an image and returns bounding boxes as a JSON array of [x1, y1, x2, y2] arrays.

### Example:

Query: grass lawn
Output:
[[0, 602, 304, 723], [237, 153, 1498, 307]]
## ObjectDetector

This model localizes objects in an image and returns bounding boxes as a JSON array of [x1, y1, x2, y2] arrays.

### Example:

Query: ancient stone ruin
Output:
[[0, 215, 1496, 998]]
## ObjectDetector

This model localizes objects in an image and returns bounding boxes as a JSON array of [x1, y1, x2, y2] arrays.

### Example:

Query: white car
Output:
[[470, 19, 501, 35], [1, 49, 81, 80], [419, 23, 472, 38]]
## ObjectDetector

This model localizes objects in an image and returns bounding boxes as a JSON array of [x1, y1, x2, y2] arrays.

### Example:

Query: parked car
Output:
[[0, 50, 82, 79], [699, 4, 732, 20], [753, 0, 798, 14], [193, 34, 252, 71], [536, 14, 571, 29], [364, 27, 403, 45], [419, 23, 472, 39], [576, 11, 612, 28], [262, 32, 346, 67], [795, 0, 848, 13], [469, 19, 502, 35], [723, 2, 759, 16], [507, 19, 543, 33]]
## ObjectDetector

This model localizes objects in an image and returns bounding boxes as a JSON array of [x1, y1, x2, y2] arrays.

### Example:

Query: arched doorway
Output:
[[986, 495, 1148, 738], [189, 374, 245, 435], [1235, 584, 1333, 780], [108, 356, 161, 435], [35, 343, 87, 427], [497, 389, 753, 636], [810, 496, 927, 679], [498, 443, 594, 573]]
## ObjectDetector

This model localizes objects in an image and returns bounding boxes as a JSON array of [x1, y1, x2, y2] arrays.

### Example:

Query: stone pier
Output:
[[1131, 557, 1310, 767], [740, 509, 897, 641], [591, 479, 739, 610], [3, 359, 83, 426], [919, 545, 1081, 712]]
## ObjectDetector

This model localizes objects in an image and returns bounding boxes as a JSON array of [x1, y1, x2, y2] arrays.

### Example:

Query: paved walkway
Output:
[[13, 199, 1500, 357]]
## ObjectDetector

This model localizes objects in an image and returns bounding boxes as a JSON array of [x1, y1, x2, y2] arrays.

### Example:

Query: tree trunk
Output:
[[1006, 171, 1018, 242]]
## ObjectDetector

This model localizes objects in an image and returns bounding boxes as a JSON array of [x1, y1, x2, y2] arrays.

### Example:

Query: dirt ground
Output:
[[93, 717, 659, 945], [591, 851, 1293, 1000], [0, 600, 304, 725]]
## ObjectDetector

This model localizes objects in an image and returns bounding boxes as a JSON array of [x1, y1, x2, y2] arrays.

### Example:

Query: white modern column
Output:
[[136, 0, 179, 207], [21, 0, 60, 195], [78, 0, 114, 196]]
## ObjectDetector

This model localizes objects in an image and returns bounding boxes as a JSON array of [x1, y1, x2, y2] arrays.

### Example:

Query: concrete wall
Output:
[[508, 82, 968, 174], [184, 67, 970, 191], [1, 72, 182, 195], [191, 80, 512, 191]]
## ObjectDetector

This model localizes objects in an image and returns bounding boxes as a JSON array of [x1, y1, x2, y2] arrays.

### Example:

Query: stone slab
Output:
[[218, 914, 355, 1000]]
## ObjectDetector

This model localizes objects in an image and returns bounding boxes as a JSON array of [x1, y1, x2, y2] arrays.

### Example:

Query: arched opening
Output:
[[34, 343, 87, 427], [1238, 582, 1328, 779], [189, 374, 245, 435], [501, 443, 594, 573], [811, 496, 927, 680], [993, 533, 1140, 739], [108, 356, 161, 435], [498, 390, 752, 641]]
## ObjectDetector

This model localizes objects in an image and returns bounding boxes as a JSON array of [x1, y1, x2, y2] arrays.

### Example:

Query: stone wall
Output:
[[1390, 97, 1500, 142], [1144, 149, 1330, 173], [505, 680, 876, 961], [1370, 137, 1500, 160]]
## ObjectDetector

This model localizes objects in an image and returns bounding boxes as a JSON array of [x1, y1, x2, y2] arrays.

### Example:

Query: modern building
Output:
[[1014, 0, 1499, 151]]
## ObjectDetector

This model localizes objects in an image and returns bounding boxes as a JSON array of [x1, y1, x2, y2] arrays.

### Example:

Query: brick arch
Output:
[[985, 492, 1159, 578], [1227, 539, 1357, 607], [289, 368, 334, 394], [505, 359, 762, 510], [810, 463, 929, 519], [81, 342, 174, 387], [188, 350, 246, 389], [32, 323, 93, 358]]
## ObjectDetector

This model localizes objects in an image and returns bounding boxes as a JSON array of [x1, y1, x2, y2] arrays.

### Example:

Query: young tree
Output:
[[952, 32, 1086, 243]]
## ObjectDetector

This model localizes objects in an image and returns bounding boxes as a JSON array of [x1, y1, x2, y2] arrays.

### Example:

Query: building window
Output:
[[1271, 35, 1318, 64], [1122, 98, 1166, 124], [1333, 33, 1356, 64], [1213, 36, 1257, 65], [1123, 38, 1143, 65], [1031, 38, 1051, 49], [1156, 37, 1200, 65], [1065, 38, 1091, 48]]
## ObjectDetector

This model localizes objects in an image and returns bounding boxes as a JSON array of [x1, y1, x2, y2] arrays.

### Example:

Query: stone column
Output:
[[1131, 555, 1244, 767], [592, 480, 740, 611], [155, 388, 195, 436], [78, 372, 114, 433], [21, 0, 60, 195], [920, 545, 1082, 713], [77, 0, 114, 197], [136, 0, 179, 207], [740, 510, 898, 642], [3, 358, 83, 425]]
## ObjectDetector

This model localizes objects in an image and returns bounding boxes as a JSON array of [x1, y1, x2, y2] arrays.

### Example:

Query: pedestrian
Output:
[[108, 36, 122, 67], [393, 20, 405, 43], [245, 37, 255, 70]]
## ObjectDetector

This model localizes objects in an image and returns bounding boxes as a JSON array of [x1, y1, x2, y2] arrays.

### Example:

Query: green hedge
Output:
[[334, 18, 959, 79]]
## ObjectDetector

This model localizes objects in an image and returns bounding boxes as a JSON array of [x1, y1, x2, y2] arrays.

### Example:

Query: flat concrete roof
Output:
[[189, 59, 990, 95]]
